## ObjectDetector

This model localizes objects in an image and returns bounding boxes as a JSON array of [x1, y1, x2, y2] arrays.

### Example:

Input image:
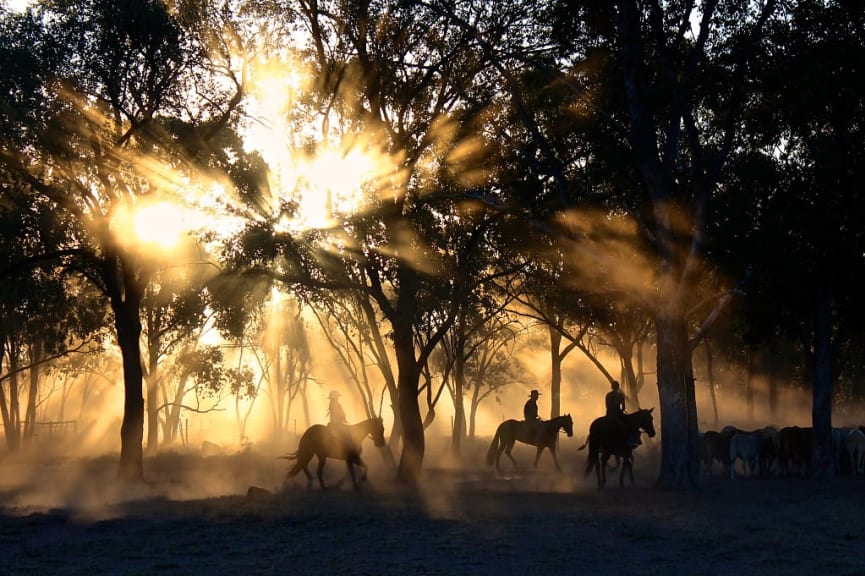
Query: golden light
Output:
[[236, 52, 403, 234], [294, 148, 377, 227], [132, 201, 188, 249]]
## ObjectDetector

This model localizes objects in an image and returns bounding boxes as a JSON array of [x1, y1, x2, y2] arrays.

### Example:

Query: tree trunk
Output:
[[451, 351, 466, 456], [811, 280, 834, 482], [549, 325, 562, 418], [145, 370, 159, 454], [619, 347, 640, 411], [24, 340, 41, 446], [746, 347, 758, 423], [704, 340, 719, 426], [469, 384, 481, 439], [0, 348, 9, 449], [767, 338, 779, 420], [0, 346, 20, 452], [655, 310, 699, 489], [113, 294, 145, 482], [359, 293, 402, 449], [397, 367, 424, 481], [394, 318, 423, 482]]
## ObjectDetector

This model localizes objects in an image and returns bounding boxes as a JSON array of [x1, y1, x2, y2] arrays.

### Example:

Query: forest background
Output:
[[1, 0, 863, 490]]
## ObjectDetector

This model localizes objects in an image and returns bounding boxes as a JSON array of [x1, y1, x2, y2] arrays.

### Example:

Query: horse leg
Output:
[[346, 458, 359, 490], [533, 446, 544, 469], [600, 452, 611, 488], [619, 458, 626, 487], [302, 464, 314, 489], [495, 444, 505, 471], [316, 457, 329, 489], [355, 456, 369, 483], [504, 442, 518, 469], [548, 446, 562, 473], [619, 455, 633, 487]]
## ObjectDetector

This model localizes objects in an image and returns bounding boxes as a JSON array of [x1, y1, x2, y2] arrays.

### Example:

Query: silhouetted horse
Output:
[[579, 408, 655, 488], [486, 414, 574, 471], [283, 417, 386, 490]]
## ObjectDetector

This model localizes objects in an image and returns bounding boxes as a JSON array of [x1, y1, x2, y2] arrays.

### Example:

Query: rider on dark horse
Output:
[[328, 390, 357, 452], [605, 380, 640, 448], [524, 389, 544, 443]]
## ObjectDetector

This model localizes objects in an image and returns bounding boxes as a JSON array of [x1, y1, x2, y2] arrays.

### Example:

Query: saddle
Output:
[[522, 418, 543, 441], [329, 422, 358, 453], [603, 414, 640, 448]]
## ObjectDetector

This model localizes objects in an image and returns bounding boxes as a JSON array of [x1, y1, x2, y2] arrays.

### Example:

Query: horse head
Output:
[[561, 414, 574, 437], [369, 417, 387, 447], [638, 407, 656, 438]]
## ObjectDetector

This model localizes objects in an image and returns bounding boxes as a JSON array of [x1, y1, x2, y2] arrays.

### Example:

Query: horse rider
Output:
[[605, 380, 626, 418], [327, 390, 356, 452], [605, 380, 640, 448], [524, 389, 544, 443]]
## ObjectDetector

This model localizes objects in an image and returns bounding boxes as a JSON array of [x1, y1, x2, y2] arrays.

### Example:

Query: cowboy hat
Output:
[[528, 389, 541, 397], [329, 390, 341, 399]]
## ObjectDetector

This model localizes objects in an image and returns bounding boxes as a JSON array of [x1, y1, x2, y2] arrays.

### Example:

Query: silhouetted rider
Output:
[[524, 389, 544, 444], [605, 380, 626, 418], [327, 390, 355, 452], [605, 380, 640, 448], [524, 389, 542, 422]]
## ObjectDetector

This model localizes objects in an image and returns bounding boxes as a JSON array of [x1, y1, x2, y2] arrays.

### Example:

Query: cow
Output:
[[778, 426, 812, 477], [701, 431, 725, 476], [832, 427, 854, 475], [758, 426, 780, 477], [729, 431, 762, 479], [700, 426, 742, 477], [846, 428, 865, 475]]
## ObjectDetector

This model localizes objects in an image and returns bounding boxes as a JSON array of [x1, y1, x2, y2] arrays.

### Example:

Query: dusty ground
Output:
[[1, 438, 863, 575]]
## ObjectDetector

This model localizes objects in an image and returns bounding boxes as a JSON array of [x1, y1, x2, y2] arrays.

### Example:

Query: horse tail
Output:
[[583, 435, 599, 478], [486, 426, 502, 467], [282, 446, 309, 480], [577, 434, 589, 451]]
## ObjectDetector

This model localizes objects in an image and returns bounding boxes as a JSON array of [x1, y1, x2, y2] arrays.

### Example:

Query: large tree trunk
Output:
[[655, 309, 700, 489], [397, 360, 426, 483], [395, 338, 423, 481], [113, 292, 145, 482], [811, 279, 834, 482]]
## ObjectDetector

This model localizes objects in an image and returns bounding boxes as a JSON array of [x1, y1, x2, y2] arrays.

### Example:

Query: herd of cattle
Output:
[[701, 425, 865, 478]]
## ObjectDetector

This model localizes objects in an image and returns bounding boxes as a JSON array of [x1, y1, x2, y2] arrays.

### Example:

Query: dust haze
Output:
[[4, 348, 857, 522]]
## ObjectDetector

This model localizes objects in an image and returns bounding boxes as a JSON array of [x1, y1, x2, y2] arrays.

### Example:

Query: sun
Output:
[[295, 148, 379, 227], [131, 201, 188, 250], [240, 53, 397, 232]]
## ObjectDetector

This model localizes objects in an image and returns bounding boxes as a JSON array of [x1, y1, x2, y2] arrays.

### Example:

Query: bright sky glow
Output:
[[132, 201, 188, 250], [3, 0, 33, 13], [294, 147, 379, 227], [240, 53, 393, 232]]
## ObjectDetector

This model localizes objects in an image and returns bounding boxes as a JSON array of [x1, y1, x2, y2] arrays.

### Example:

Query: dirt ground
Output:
[[1, 438, 864, 575]]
